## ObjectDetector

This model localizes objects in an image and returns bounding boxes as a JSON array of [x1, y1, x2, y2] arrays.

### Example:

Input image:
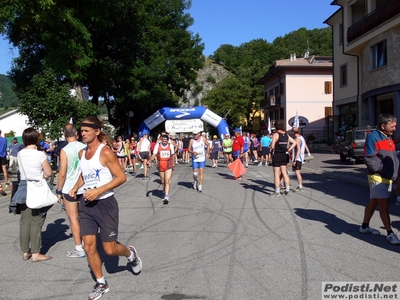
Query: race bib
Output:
[[82, 181, 98, 192], [160, 150, 171, 158]]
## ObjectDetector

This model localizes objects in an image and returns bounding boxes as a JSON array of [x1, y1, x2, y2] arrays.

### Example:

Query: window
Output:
[[340, 64, 347, 87], [274, 86, 279, 96], [324, 81, 332, 94], [371, 40, 387, 70], [339, 24, 343, 46]]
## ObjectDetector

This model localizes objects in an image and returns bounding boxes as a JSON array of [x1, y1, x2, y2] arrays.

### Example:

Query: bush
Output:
[[206, 76, 216, 84]]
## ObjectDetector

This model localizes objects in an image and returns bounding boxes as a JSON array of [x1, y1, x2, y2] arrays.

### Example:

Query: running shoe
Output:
[[257, 163, 262, 166], [294, 187, 304, 192], [387, 233, 400, 244], [282, 191, 291, 196], [269, 192, 281, 197], [66, 248, 86, 258], [128, 245, 142, 275], [198, 185, 202, 192], [163, 194, 169, 204], [88, 281, 109, 300], [359, 226, 380, 235]]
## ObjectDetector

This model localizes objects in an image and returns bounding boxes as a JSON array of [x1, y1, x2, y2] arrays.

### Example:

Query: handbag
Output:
[[18, 153, 58, 209]]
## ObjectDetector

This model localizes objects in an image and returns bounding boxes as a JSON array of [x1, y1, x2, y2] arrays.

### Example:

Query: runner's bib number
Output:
[[160, 150, 171, 158]]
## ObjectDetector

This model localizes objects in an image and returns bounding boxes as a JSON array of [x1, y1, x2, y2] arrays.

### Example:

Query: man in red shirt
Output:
[[232, 128, 244, 179]]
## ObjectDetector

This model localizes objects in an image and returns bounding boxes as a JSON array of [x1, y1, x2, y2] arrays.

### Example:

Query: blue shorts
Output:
[[233, 150, 241, 159], [192, 160, 205, 169]]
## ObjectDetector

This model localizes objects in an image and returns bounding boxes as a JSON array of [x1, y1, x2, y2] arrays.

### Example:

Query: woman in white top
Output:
[[12, 128, 54, 262]]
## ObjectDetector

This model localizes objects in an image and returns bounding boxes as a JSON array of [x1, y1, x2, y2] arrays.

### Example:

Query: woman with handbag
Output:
[[13, 127, 54, 262]]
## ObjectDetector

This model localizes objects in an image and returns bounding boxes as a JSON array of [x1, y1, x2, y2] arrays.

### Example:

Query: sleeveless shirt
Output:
[[80, 143, 114, 199]]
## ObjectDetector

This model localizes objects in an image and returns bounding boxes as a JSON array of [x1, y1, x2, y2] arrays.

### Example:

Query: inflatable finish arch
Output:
[[138, 106, 230, 140]]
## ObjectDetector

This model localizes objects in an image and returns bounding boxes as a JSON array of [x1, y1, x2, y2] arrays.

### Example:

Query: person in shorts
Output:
[[150, 134, 174, 204], [189, 129, 209, 192], [211, 135, 220, 168], [359, 113, 400, 244], [222, 134, 233, 164], [68, 116, 142, 300], [57, 123, 86, 258], [269, 121, 296, 197]]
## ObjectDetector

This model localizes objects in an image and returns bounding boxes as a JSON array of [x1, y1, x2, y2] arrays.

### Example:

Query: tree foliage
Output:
[[206, 27, 332, 131], [16, 68, 99, 139], [0, 0, 204, 134], [0, 74, 18, 109]]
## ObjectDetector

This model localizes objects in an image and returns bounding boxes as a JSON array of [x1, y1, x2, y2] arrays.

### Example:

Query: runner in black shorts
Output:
[[269, 120, 296, 197]]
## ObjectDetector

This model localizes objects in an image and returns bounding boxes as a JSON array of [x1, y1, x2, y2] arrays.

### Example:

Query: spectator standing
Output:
[[57, 124, 86, 258], [12, 127, 54, 262], [359, 114, 400, 244], [259, 132, 272, 166], [8, 137, 20, 174], [269, 120, 296, 197], [251, 134, 259, 162], [0, 129, 11, 193]]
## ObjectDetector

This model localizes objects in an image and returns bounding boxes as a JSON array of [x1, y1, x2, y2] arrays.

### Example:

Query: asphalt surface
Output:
[[1, 150, 399, 300]]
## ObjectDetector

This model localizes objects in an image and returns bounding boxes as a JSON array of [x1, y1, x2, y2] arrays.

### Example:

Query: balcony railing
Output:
[[260, 95, 280, 109], [347, 0, 400, 43]]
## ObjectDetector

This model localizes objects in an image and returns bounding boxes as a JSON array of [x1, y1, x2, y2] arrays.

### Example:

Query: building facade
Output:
[[256, 54, 333, 141], [325, 0, 400, 136]]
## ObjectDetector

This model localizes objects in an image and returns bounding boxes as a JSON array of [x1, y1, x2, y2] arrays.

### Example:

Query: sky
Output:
[[0, 0, 339, 75]]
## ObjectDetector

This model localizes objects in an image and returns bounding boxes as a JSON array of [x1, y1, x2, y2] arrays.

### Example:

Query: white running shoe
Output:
[[66, 248, 86, 258], [387, 233, 400, 244], [359, 226, 380, 235], [198, 185, 202, 192], [128, 245, 142, 275]]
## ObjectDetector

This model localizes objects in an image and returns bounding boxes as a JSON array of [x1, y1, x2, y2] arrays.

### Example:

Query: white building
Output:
[[0, 109, 30, 136]]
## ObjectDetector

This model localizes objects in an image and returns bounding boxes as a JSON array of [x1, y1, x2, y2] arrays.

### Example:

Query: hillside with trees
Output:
[[202, 27, 332, 130]]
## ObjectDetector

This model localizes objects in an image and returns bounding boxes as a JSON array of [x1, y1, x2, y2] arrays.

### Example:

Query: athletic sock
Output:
[[97, 277, 106, 284], [361, 223, 369, 229]]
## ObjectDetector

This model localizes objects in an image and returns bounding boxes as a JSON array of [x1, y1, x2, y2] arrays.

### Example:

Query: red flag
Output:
[[228, 159, 247, 178]]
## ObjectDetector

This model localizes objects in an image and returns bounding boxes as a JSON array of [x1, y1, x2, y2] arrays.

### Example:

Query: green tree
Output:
[[0, 0, 204, 133], [16, 68, 100, 139], [203, 75, 251, 128]]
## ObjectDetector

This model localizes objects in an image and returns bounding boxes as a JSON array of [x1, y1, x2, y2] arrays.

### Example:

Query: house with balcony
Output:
[[325, 0, 400, 136], [256, 54, 333, 141]]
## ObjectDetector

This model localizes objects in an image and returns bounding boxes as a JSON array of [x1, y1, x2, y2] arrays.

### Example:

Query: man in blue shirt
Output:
[[258, 131, 272, 166], [0, 130, 10, 192]]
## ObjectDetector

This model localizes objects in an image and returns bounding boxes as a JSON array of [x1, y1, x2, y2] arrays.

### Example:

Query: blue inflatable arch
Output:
[[138, 106, 230, 141]]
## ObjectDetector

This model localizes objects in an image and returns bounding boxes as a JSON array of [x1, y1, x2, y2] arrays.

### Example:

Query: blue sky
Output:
[[0, 0, 338, 75]]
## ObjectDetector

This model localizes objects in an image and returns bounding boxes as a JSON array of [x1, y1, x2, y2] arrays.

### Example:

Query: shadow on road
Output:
[[294, 208, 399, 253]]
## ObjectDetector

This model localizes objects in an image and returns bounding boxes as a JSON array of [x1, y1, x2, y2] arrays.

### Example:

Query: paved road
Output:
[[1, 152, 399, 300]]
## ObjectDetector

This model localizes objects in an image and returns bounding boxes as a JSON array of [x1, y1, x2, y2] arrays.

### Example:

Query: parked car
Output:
[[339, 127, 375, 164]]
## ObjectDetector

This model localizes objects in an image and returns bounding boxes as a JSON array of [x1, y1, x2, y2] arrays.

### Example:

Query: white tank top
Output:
[[139, 138, 150, 152], [80, 143, 114, 199], [62, 141, 86, 194], [192, 138, 206, 162], [293, 135, 306, 162]]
